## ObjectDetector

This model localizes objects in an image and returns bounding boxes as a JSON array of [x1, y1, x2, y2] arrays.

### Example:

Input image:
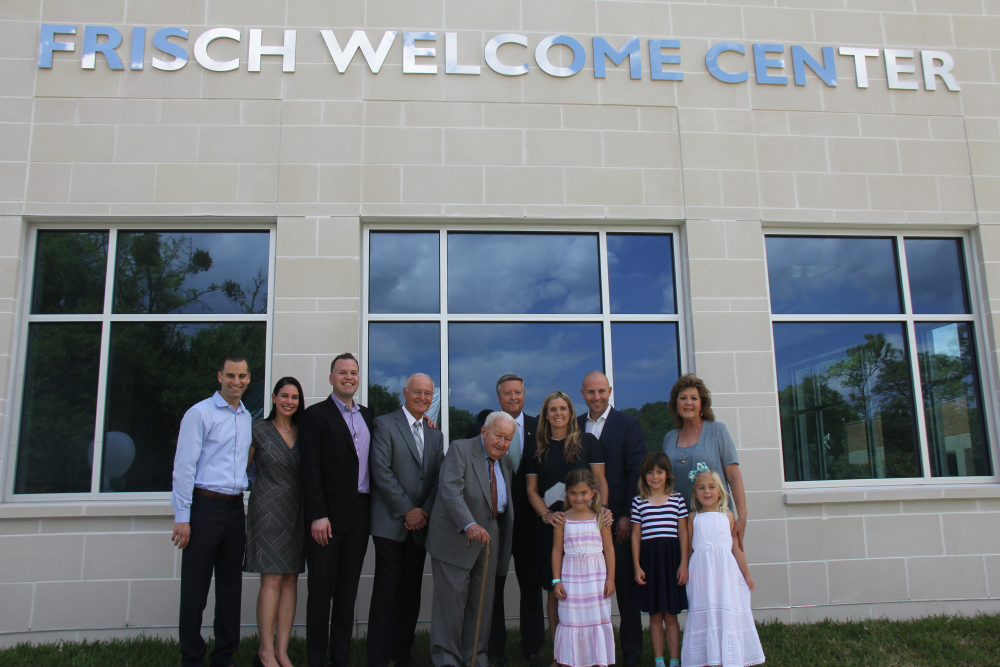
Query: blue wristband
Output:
[[552, 578, 561, 584]]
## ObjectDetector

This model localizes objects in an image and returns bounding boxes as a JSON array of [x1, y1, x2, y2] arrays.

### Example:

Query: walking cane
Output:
[[466, 535, 491, 667]]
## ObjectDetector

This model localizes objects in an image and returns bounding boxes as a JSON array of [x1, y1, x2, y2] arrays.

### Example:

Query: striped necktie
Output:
[[510, 427, 521, 472]]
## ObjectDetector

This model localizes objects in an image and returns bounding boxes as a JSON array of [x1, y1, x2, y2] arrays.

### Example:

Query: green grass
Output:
[[1, 615, 999, 667]]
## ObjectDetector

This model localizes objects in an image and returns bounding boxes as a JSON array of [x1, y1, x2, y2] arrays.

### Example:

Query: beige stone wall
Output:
[[1, 0, 1000, 645]]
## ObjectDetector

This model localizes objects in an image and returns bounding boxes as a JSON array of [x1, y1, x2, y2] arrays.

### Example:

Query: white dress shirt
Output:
[[585, 404, 612, 440], [402, 406, 424, 448], [171, 392, 253, 523], [463, 435, 509, 532]]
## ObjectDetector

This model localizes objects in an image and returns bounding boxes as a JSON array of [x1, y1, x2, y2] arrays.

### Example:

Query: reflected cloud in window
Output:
[[766, 236, 902, 315], [368, 322, 441, 419], [448, 322, 603, 431], [774, 322, 921, 482], [369, 232, 440, 314], [611, 322, 680, 452], [905, 238, 970, 315], [448, 233, 600, 314], [114, 231, 270, 315], [607, 234, 676, 314]]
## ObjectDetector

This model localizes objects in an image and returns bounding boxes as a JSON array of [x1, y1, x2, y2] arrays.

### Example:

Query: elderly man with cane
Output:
[[427, 412, 515, 667]]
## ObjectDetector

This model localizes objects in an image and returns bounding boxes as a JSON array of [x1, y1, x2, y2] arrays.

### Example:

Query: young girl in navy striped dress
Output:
[[631, 452, 689, 667]]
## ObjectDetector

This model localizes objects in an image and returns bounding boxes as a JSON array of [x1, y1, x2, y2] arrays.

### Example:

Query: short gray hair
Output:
[[495, 373, 524, 393], [483, 411, 517, 434], [405, 373, 434, 389]]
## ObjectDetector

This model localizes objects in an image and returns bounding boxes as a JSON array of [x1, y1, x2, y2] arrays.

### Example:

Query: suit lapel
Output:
[[471, 437, 492, 504], [600, 408, 620, 443], [394, 409, 423, 464], [326, 396, 358, 463]]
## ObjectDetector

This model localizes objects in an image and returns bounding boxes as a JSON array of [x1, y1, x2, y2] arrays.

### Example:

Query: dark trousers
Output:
[[306, 495, 370, 667], [615, 535, 642, 666], [367, 533, 426, 667], [488, 525, 545, 660], [179, 494, 246, 667]]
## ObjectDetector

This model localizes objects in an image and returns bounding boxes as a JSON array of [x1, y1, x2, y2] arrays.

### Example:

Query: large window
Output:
[[767, 234, 994, 485], [10, 227, 273, 497], [363, 228, 683, 450]]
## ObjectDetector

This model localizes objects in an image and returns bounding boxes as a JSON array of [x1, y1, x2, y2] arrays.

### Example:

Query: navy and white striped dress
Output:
[[631, 493, 689, 614]]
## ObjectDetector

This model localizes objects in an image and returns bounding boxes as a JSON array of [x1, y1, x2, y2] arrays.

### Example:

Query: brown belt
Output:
[[194, 487, 244, 502]]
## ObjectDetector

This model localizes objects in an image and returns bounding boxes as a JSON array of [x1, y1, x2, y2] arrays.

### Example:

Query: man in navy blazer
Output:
[[579, 370, 646, 667]]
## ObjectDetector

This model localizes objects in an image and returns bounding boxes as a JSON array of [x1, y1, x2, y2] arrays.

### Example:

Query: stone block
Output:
[[0, 163, 26, 202], [565, 167, 644, 206], [444, 129, 522, 166], [787, 517, 866, 561], [237, 164, 278, 203], [484, 104, 561, 130], [755, 135, 828, 173], [757, 171, 796, 208], [605, 131, 679, 169], [0, 583, 33, 633], [677, 72, 752, 110], [286, 0, 365, 26], [937, 176, 977, 211], [82, 532, 174, 580], [953, 15, 1000, 48], [942, 511, 1000, 555], [361, 165, 402, 203], [406, 102, 483, 128], [444, 0, 520, 30], [32, 580, 128, 631], [484, 167, 564, 205], [788, 111, 860, 137], [198, 125, 280, 164], [402, 165, 483, 204], [868, 174, 940, 211], [693, 352, 737, 393], [743, 8, 816, 42], [280, 126, 363, 165], [864, 513, 945, 557], [0, 534, 84, 582], [813, 10, 887, 44], [31, 124, 115, 162], [154, 164, 238, 202], [987, 555, 1000, 597], [884, 13, 954, 47], [908, 555, 988, 600], [671, 4, 743, 39], [828, 557, 908, 603], [735, 447, 784, 493], [523, 0, 598, 33], [641, 169, 684, 207], [789, 560, 829, 606], [744, 519, 788, 564], [363, 127, 443, 165], [828, 137, 901, 174], [126, 0, 207, 24], [275, 258, 360, 298], [272, 311, 359, 356], [720, 170, 760, 208], [795, 172, 870, 210], [127, 578, 181, 628], [748, 563, 790, 608], [319, 166, 362, 203], [683, 170, 723, 207], [278, 164, 319, 203], [70, 164, 156, 203], [525, 129, 602, 167], [682, 132, 756, 171], [689, 259, 767, 299], [969, 141, 1000, 177]]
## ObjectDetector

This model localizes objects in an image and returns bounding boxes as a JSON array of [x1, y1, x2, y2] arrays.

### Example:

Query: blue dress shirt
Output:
[[171, 392, 253, 523], [464, 436, 508, 532]]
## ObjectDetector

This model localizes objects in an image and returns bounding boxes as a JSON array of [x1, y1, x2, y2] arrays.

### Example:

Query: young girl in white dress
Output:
[[551, 469, 616, 667], [681, 467, 765, 667]]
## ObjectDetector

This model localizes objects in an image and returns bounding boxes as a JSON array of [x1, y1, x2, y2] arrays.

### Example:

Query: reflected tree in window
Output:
[[621, 401, 674, 454], [368, 382, 402, 418], [31, 231, 108, 315]]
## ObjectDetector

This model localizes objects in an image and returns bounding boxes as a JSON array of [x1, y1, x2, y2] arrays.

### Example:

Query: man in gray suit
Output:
[[427, 412, 515, 667], [367, 373, 445, 667]]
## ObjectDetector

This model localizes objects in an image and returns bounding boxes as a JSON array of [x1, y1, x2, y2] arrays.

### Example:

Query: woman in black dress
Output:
[[525, 390, 610, 644], [244, 377, 305, 667]]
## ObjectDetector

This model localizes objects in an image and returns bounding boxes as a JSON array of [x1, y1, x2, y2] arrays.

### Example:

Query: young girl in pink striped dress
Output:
[[552, 469, 616, 667]]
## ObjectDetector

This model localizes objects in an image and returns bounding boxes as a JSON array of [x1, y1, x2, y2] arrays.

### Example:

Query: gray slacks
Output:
[[429, 546, 499, 667]]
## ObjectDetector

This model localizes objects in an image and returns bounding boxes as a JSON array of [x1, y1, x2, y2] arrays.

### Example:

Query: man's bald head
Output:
[[580, 370, 612, 419]]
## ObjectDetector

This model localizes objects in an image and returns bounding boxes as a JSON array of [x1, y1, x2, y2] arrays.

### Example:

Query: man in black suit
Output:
[[579, 370, 646, 667], [299, 353, 374, 667], [467, 374, 544, 666]]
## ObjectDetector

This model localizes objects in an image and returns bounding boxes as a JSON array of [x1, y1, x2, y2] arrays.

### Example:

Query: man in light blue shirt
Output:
[[171, 354, 253, 667]]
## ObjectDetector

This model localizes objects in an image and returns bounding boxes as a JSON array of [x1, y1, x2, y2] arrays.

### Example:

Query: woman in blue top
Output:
[[661, 374, 749, 550]]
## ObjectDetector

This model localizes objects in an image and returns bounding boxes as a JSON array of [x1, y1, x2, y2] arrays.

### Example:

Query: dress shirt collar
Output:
[[331, 392, 358, 413], [513, 411, 524, 428], [587, 404, 612, 425], [213, 390, 246, 413], [402, 406, 423, 428]]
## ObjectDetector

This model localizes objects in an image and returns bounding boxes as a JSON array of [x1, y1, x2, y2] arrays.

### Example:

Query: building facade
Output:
[[2, 0, 1000, 646]]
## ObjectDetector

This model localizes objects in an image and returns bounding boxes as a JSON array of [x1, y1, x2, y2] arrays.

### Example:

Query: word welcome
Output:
[[38, 25, 961, 92]]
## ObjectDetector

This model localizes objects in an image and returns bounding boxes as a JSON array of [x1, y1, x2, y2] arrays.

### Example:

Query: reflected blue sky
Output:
[[448, 322, 603, 416], [610, 322, 679, 410], [448, 233, 601, 314], [368, 322, 441, 395], [369, 232, 440, 314], [905, 238, 969, 315], [114, 231, 270, 315], [766, 236, 902, 314], [608, 234, 675, 314]]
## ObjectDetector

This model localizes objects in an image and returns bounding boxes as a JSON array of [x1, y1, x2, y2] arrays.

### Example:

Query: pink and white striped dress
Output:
[[553, 519, 615, 667]]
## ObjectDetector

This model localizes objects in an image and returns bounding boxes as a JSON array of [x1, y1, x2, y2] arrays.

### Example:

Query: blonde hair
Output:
[[636, 451, 676, 499], [690, 469, 729, 514], [536, 391, 583, 463], [563, 469, 604, 526]]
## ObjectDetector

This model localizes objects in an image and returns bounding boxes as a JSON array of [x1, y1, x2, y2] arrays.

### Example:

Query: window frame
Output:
[[764, 228, 999, 489], [361, 222, 688, 445], [3, 221, 276, 503]]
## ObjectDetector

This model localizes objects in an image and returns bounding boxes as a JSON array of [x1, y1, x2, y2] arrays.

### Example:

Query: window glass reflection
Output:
[[774, 322, 921, 482], [114, 231, 270, 315], [102, 322, 266, 492], [607, 234, 676, 314], [766, 236, 902, 315], [448, 233, 601, 314], [905, 238, 970, 315], [369, 232, 440, 314], [915, 322, 991, 477], [448, 322, 603, 440], [15, 323, 102, 494], [31, 231, 108, 315], [368, 322, 442, 420], [610, 323, 680, 452]]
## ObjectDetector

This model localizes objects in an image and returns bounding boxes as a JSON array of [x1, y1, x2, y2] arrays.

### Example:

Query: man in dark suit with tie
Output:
[[467, 374, 543, 667], [579, 370, 646, 667], [367, 373, 445, 667], [299, 353, 374, 667]]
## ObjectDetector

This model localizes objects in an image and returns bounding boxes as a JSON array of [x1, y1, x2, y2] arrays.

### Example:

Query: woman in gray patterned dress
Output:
[[244, 377, 305, 667]]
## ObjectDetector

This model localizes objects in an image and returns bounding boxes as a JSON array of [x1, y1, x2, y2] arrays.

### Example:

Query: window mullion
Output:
[[904, 320, 933, 482], [90, 229, 119, 497], [439, 231, 449, 444], [598, 231, 614, 405]]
